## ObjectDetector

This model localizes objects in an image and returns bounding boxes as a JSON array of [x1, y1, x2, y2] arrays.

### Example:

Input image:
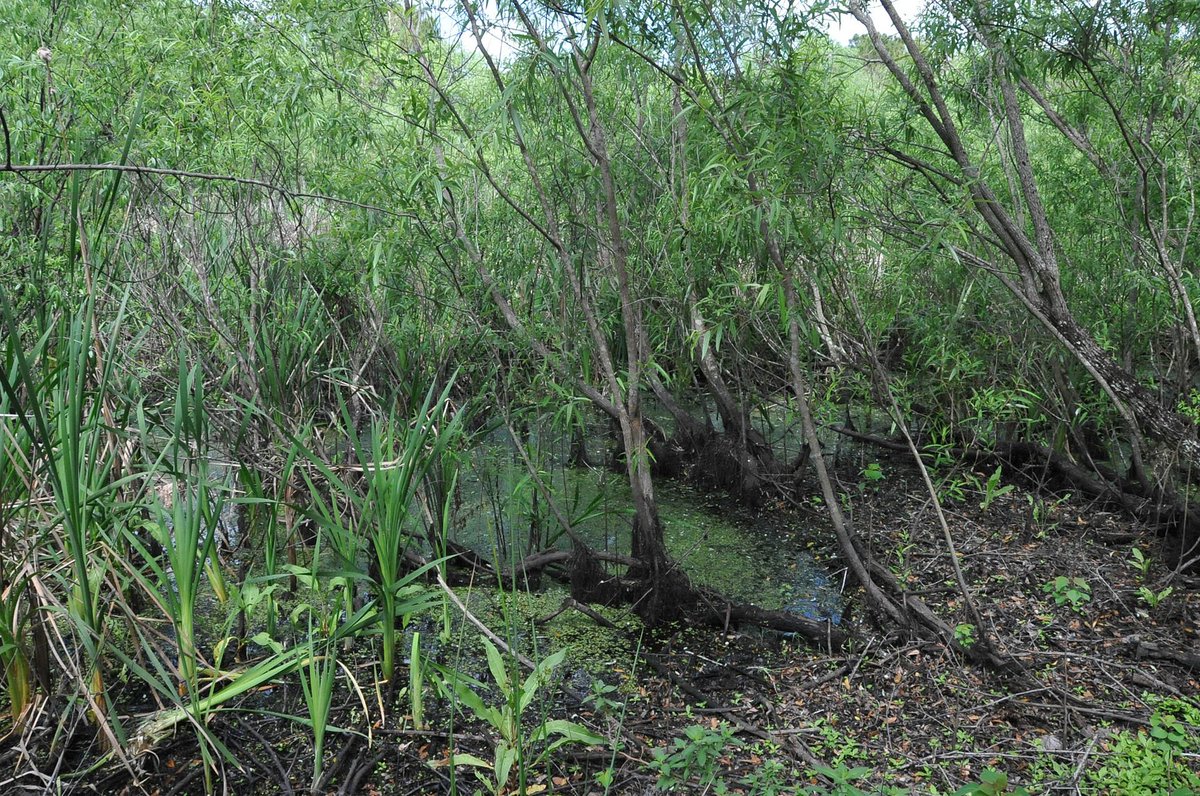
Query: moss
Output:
[[450, 584, 641, 676], [657, 482, 793, 610]]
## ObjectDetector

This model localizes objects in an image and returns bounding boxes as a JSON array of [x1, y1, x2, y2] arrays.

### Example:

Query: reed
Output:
[[0, 345, 36, 724], [298, 623, 338, 794], [143, 359, 220, 693], [0, 292, 135, 737], [354, 380, 462, 682]]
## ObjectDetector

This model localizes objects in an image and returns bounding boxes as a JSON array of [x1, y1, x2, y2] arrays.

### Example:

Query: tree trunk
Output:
[[853, 0, 1200, 473]]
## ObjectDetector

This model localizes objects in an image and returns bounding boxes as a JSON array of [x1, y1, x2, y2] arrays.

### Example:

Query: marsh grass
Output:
[[409, 630, 426, 730], [298, 622, 338, 793], [236, 451, 301, 641], [299, 448, 361, 633], [353, 380, 462, 682], [0, 289, 142, 746], [0, 347, 37, 725], [0, 216, 600, 795]]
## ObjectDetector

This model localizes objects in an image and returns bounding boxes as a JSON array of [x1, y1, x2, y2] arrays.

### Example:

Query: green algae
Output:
[[454, 434, 842, 620], [464, 584, 642, 675]]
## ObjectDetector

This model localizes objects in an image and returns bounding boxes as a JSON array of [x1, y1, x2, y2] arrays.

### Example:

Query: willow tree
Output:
[[336, 2, 868, 637], [848, 0, 1200, 565]]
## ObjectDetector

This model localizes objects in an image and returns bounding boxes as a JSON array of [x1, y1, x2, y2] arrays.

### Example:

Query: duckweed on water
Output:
[[657, 481, 842, 620], [476, 585, 642, 675], [455, 432, 842, 623]]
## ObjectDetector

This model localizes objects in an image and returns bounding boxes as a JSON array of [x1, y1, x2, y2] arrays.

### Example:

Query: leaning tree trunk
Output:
[[1049, 303, 1200, 464], [851, 0, 1200, 473], [453, 1, 684, 619]]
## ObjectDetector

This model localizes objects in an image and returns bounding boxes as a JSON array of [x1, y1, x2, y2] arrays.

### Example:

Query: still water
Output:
[[451, 422, 843, 622]]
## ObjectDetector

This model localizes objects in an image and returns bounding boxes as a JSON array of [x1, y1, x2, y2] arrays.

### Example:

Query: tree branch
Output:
[[0, 107, 11, 170], [0, 161, 410, 219]]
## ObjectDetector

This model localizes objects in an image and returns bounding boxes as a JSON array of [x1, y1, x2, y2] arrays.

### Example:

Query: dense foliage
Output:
[[1, 0, 1198, 792]]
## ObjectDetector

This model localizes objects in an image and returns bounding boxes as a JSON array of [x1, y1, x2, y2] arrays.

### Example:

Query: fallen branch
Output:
[[535, 596, 618, 629], [693, 587, 851, 650], [434, 572, 536, 670], [1123, 635, 1200, 671]]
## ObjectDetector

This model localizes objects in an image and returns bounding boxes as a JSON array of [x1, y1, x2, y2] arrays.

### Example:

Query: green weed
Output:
[[436, 639, 605, 795], [1043, 576, 1091, 614]]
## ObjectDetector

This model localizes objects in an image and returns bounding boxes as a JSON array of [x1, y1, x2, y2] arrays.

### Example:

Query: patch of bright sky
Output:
[[825, 0, 926, 43]]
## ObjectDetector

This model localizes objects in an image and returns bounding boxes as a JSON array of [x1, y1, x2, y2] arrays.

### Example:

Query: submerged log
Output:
[[692, 587, 850, 650]]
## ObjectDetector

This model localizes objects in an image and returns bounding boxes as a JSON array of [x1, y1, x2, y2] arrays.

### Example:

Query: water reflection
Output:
[[451, 422, 843, 622]]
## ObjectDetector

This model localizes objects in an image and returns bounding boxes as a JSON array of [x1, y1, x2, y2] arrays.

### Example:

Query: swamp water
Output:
[[172, 421, 842, 681], [452, 425, 844, 623]]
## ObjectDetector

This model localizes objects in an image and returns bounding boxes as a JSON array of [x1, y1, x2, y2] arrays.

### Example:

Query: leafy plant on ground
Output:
[[649, 721, 742, 791], [740, 756, 789, 795], [812, 717, 863, 765], [583, 677, 623, 716], [1024, 493, 1070, 536], [1124, 547, 1178, 609], [436, 638, 605, 795], [1086, 727, 1200, 793], [860, 462, 885, 489], [1042, 576, 1091, 614], [1137, 585, 1175, 610], [803, 763, 871, 795], [978, 466, 1014, 511], [953, 768, 1030, 795], [1129, 547, 1152, 579], [1080, 696, 1200, 794]]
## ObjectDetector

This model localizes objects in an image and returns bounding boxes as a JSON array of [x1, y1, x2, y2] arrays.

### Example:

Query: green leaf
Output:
[[444, 753, 491, 770], [519, 648, 566, 713], [483, 638, 509, 694], [250, 632, 284, 655], [494, 742, 516, 791], [543, 719, 605, 746], [449, 678, 489, 720]]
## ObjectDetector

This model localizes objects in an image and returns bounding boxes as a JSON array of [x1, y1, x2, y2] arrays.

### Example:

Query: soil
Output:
[[26, 449, 1199, 795]]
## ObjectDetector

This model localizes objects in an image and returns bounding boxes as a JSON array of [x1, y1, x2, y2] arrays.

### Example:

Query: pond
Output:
[[452, 420, 844, 623]]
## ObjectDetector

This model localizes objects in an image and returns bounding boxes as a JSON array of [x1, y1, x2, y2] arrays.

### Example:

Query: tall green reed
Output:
[[409, 631, 425, 730], [245, 285, 333, 600], [54, 311, 109, 715], [136, 359, 219, 693], [0, 291, 134, 736], [237, 456, 299, 641], [253, 285, 328, 427], [298, 621, 338, 794], [0, 345, 37, 724], [121, 359, 227, 790], [355, 380, 462, 682], [299, 451, 361, 634]]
